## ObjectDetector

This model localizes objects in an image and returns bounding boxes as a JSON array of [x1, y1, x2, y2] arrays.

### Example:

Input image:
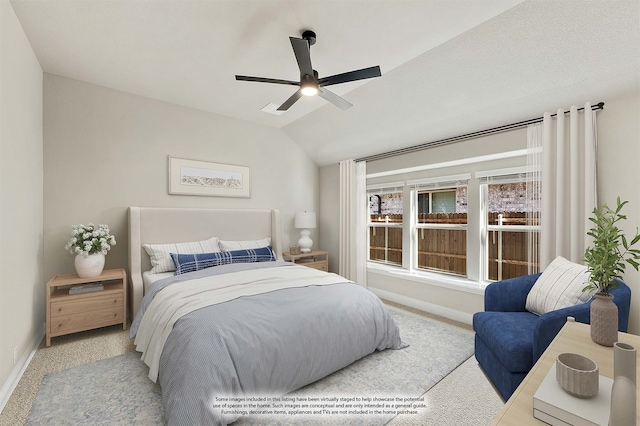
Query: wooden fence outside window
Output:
[[369, 212, 539, 280]]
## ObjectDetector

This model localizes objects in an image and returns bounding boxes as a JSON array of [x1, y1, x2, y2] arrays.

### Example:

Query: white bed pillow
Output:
[[143, 237, 220, 273], [219, 237, 271, 252], [525, 256, 594, 315]]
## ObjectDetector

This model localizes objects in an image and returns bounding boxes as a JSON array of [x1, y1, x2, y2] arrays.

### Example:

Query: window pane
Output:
[[369, 226, 403, 266], [368, 191, 403, 266], [415, 187, 467, 276], [487, 182, 540, 280], [487, 230, 539, 281], [417, 188, 467, 222], [432, 191, 456, 213], [416, 228, 467, 275], [486, 182, 539, 223]]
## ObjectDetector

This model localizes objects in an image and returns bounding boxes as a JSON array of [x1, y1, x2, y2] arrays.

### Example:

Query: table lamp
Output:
[[295, 212, 316, 253]]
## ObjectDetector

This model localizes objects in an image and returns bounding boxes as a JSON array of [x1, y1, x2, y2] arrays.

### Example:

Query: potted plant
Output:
[[583, 197, 640, 346], [65, 223, 116, 278]]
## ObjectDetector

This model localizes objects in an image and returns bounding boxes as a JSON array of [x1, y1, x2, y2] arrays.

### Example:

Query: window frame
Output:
[[367, 182, 404, 267], [365, 149, 542, 290], [413, 188, 468, 277], [477, 167, 541, 282]]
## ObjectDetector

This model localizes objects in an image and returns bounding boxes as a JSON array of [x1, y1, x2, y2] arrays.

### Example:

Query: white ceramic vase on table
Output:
[[74, 253, 105, 278], [609, 342, 636, 426], [590, 293, 618, 346]]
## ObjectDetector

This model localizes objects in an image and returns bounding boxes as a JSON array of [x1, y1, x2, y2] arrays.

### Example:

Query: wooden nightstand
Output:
[[46, 268, 127, 347], [282, 250, 328, 271]]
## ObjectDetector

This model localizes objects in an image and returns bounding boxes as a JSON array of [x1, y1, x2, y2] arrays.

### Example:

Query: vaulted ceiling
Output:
[[11, 0, 639, 165]]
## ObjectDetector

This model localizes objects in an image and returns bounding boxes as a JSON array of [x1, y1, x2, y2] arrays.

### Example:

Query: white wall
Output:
[[319, 90, 640, 334], [0, 0, 44, 390], [43, 74, 320, 283], [596, 88, 640, 335]]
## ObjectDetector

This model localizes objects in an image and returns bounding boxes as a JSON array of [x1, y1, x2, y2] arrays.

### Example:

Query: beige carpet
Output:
[[0, 303, 503, 425]]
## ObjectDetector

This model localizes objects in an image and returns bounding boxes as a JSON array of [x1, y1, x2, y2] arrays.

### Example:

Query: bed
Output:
[[128, 206, 405, 425]]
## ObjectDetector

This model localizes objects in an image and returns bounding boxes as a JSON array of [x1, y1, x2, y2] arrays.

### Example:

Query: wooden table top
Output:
[[491, 318, 639, 425]]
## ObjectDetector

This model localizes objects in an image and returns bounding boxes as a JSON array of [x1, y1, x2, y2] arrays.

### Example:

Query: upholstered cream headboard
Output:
[[128, 206, 283, 317]]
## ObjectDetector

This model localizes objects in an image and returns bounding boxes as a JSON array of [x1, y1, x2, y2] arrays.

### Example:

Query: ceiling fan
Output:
[[235, 30, 382, 111]]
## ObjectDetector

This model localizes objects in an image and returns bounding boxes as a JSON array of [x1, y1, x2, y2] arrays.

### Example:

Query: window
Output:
[[368, 184, 403, 266], [480, 171, 540, 281], [367, 166, 540, 285], [410, 175, 469, 276]]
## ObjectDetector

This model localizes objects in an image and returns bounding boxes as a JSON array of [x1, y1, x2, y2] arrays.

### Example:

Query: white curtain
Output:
[[540, 102, 597, 268], [526, 123, 542, 275], [339, 159, 367, 286]]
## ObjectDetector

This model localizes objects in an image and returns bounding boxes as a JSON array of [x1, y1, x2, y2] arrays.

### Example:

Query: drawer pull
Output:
[[113, 299, 117, 304], [58, 308, 62, 312]]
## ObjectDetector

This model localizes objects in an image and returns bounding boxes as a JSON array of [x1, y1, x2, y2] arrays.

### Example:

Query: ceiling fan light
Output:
[[300, 82, 318, 96]]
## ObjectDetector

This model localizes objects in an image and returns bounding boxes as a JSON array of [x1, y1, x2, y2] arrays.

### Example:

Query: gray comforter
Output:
[[131, 262, 405, 425]]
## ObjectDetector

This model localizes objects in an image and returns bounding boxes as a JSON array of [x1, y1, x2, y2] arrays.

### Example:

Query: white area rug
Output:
[[28, 308, 476, 425]]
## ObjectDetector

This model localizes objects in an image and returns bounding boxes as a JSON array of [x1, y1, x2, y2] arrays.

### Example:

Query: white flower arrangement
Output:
[[65, 223, 116, 256]]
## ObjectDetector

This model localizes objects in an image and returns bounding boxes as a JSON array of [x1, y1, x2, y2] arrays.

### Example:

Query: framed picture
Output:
[[168, 156, 250, 198]]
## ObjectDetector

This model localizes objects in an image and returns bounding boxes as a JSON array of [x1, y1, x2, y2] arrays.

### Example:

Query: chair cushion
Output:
[[525, 256, 593, 315], [475, 335, 528, 401], [473, 311, 539, 372]]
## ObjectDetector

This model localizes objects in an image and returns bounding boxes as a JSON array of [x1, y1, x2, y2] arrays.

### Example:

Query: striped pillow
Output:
[[525, 256, 594, 315], [143, 237, 220, 274], [219, 237, 271, 251], [171, 246, 276, 275]]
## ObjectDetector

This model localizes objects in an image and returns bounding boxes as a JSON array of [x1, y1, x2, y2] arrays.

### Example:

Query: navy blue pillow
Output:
[[170, 245, 276, 275]]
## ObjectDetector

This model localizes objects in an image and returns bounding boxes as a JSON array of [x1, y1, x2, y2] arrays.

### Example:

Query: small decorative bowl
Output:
[[289, 245, 301, 255], [556, 353, 599, 398]]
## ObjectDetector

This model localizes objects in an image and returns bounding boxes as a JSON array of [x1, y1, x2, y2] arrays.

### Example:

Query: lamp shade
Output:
[[295, 212, 316, 229]]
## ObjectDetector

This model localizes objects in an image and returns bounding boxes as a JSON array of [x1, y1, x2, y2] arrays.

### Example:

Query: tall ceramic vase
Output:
[[74, 253, 105, 278], [609, 342, 636, 426], [590, 293, 618, 346]]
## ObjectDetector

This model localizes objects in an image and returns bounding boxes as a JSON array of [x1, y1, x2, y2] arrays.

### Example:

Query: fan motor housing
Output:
[[302, 30, 316, 46]]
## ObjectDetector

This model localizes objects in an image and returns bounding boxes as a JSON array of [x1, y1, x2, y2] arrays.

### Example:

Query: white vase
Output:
[[74, 253, 105, 278], [609, 342, 636, 426], [590, 292, 618, 346]]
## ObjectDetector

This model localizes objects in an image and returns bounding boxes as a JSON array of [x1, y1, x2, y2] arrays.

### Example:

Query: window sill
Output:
[[366, 262, 488, 295]]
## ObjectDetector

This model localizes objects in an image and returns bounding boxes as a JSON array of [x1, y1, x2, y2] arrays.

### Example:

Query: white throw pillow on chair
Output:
[[525, 256, 594, 315]]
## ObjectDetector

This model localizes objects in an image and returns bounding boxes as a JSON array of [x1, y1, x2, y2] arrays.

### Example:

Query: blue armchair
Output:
[[473, 273, 631, 401]]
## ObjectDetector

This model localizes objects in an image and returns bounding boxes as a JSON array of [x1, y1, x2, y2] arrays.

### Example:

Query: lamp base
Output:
[[298, 229, 313, 253]]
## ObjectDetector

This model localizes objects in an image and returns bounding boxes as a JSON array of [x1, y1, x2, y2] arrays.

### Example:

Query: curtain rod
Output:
[[355, 102, 604, 163]]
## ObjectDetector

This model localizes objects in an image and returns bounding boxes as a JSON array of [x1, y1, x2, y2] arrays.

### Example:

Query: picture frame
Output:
[[168, 156, 250, 198]]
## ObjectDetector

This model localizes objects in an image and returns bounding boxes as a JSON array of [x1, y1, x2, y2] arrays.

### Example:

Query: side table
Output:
[[282, 250, 328, 271], [491, 317, 640, 425], [46, 268, 127, 346]]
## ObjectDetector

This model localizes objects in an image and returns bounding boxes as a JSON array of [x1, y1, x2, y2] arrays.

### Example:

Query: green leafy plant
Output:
[[583, 197, 640, 295]]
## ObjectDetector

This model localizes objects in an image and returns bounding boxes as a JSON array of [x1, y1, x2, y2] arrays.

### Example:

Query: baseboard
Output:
[[370, 287, 473, 325], [0, 322, 45, 414]]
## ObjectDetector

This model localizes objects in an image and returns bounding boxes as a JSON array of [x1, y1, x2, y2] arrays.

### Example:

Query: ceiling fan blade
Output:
[[317, 87, 353, 111], [277, 89, 303, 111], [318, 65, 382, 87], [289, 37, 314, 77], [235, 75, 300, 86]]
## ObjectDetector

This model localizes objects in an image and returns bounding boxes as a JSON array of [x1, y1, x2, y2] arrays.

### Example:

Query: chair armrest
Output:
[[485, 273, 541, 312], [611, 280, 632, 332], [532, 302, 591, 362]]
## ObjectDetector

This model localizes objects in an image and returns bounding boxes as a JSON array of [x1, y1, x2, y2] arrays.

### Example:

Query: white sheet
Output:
[[142, 271, 173, 293], [134, 265, 351, 382]]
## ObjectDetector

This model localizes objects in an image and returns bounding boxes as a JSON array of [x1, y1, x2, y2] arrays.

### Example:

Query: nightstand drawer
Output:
[[300, 261, 327, 271], [50, 306, 123, 337], [51, 293, 123, 318]]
